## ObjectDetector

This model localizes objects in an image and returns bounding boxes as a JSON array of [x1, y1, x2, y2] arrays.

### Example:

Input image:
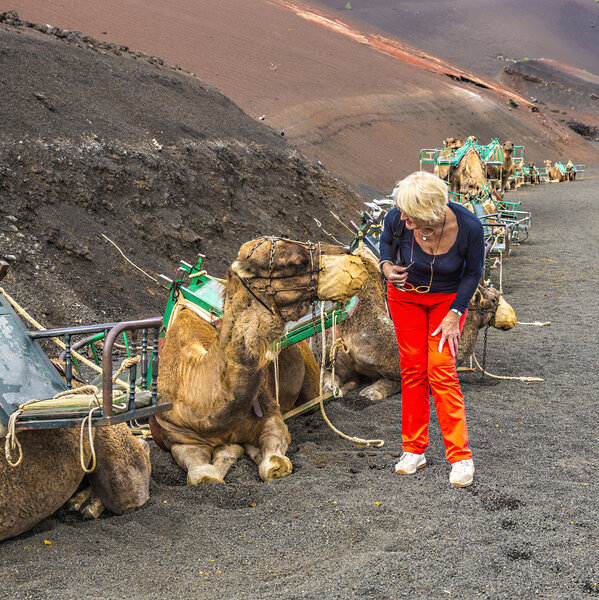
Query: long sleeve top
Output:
[[379, 202, 485, 313]]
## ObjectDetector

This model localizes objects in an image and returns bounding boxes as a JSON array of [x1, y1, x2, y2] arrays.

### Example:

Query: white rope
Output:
[[318, 302, 384, 447], [5, 356, 141, 469], [188, 270, 208, 280], [329, 211, 355, 234], [517, 321, 551, 326], [313, 217, 344, 245], [80, 400, 100, 473], [472, 353, 543, 382], [101, 234, 158, 282]]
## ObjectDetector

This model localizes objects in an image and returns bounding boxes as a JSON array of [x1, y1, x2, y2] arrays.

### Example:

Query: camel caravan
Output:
[[416, 136, 584, 278], [1, 211, 519, 540], [6, 131, 559, 540]]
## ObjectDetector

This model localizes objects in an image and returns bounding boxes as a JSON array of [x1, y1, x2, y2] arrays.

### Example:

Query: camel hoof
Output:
[[187, 467, 225, 486], [260, 455, 293, 482], [359, 384, 386, 402], [81, 497, 105, 520], [359, 379, 401, 402], [67, 488, 92, 511]]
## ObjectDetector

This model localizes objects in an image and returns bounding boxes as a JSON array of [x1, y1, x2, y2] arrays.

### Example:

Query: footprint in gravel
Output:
[[500, 518, 516, 530], [505, 546, 533, 561], [480, 493, 523, 512]]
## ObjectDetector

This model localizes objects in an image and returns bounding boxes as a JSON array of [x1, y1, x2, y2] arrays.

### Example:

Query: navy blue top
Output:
[[380, 202, 485, 313]]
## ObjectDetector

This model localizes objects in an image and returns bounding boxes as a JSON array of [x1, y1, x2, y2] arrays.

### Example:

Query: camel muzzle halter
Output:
[[233, 237, 322, 317]]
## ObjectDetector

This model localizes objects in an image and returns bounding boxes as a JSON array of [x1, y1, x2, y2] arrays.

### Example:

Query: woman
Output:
[[379, 171, 484, 487]]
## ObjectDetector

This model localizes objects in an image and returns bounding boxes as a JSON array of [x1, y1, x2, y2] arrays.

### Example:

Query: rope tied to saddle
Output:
[[4, 356, 141, 470]]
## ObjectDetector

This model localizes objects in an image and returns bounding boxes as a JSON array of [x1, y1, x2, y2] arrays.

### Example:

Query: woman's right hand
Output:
[[381, 263, 409, 286]]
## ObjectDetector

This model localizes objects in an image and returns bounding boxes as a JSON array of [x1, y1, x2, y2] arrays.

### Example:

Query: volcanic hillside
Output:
[[318, 0, 599, 143], [0, 14, 365, 327], [6, 0, 599, 191]]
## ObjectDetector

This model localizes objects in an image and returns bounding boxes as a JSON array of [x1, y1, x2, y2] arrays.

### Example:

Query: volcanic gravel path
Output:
[[1, 174, 598, 599]]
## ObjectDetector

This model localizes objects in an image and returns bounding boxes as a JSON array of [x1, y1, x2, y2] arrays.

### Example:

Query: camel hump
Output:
[[170, 307, 217, 347]]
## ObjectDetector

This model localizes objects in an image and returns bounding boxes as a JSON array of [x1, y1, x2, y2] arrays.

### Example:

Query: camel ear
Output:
[[230, 260, 254, 279], [471, 287, 484, 305]]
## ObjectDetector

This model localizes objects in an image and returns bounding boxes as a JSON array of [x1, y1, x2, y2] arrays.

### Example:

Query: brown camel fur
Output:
[[0, 424, 151, 542], [325, 247, 401, 401], [510, 159, 525, 189], [545, 160, 565, 183], [526, 161, 541, 185], [487, 141, 514, 192], [321, 247, 516, 399], [434, 137, 463, 183], [155, 239, 368, 484], [456, 285, 517, 364], [450, 146, 487, 193], [488, 141, 514, 192]]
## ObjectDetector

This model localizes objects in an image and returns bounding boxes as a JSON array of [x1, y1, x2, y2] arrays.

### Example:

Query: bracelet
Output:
[[450, 308, 463, 317], [379, 260, 393, 274]]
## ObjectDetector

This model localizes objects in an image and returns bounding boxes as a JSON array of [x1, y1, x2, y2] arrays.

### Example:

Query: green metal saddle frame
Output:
[[0, 285, 170, 431]]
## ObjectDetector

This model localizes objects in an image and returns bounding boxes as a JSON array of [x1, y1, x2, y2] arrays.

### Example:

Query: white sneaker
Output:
[[395, 452, 426, 475], [449, 459, 475, 487]]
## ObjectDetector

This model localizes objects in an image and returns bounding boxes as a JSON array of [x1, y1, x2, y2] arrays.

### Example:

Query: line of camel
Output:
[[1, 238, 516, 541]]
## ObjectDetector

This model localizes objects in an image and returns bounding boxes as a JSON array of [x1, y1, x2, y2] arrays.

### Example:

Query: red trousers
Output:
[[387, 283, 472, 464]]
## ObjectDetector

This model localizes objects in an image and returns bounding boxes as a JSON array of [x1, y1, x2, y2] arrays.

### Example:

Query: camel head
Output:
[[466, 135, 478, 144], [503, 141, 514, 155], [528, 161, 535, 170], [456, 285, 517, 362], [230, 238, 368, 322], [544, 160, 552, 168], [444, 137, 463, 150], [459, 177, 482, 199]]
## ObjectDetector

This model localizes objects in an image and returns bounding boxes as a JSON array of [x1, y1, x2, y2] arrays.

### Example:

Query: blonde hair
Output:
[[393, 171, 448, 223]]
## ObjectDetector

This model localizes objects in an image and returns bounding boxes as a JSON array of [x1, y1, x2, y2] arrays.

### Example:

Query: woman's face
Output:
[[400, 211, 430, 231]]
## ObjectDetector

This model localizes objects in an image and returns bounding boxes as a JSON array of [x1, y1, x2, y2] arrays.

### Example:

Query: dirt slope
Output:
[[5, 1, 598, 191], [0, 16, 365, 326], [317, 0, 599, 81], [502, 59, 599, 140], [317, 0, 599, 143]]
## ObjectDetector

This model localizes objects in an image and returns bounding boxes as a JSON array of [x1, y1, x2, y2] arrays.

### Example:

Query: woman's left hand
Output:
[[431, 311, 461, 357]]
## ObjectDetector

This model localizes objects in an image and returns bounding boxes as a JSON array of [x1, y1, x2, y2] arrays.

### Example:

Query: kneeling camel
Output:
[[1, 424, 151, 542], [154, 238, 368, 484]]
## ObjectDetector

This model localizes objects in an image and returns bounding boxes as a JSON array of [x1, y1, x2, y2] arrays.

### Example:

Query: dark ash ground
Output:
[[1, 176, 597, 599]]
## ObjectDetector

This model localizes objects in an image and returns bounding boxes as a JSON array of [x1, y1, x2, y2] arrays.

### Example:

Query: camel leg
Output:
[[81, 497, 105, 520], [67, 487, 93, 511], [171, 444, 224, 485], [243, 443, 263, 465], [257, 417, 293, 482], [359, 378, 402, 401], [211, 444, 245, 480]]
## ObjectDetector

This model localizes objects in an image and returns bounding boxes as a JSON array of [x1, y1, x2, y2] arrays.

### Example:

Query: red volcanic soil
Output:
[[6, 0, 599, 190], [316, 0, 599, 81]]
